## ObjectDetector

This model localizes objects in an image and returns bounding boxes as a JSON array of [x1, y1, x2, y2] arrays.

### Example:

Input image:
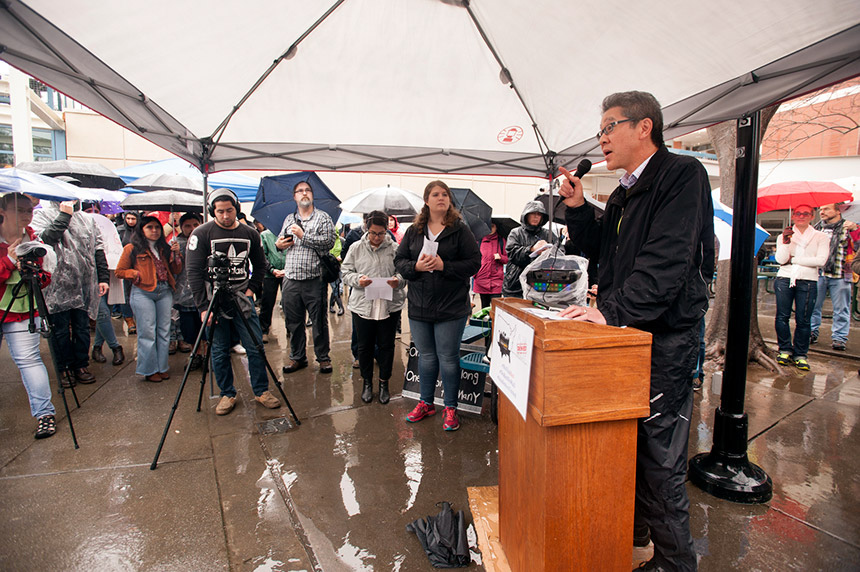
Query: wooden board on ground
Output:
[[467, 486, 511, 572]]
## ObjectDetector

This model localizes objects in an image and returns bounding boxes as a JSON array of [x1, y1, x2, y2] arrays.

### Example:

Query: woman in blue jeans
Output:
[[0, 192, 56, 438], [395, 181, 481, 431], [115, 216, 182, 382]]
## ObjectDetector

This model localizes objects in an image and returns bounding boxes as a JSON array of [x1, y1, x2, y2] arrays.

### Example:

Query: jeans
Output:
[[259, 274, 282, 334], [129, 282, 173, 376], [353, 311, 400, 382], [282, 277, 330, 362], [93, 295, 120, 350], [691, 317, 706, 380], [775, 277, 817, 358], [176, 305, 204, 347], [409, 316, 467, 408], [50, 308, 90, 371], [210, 296, 269, 398], [1, 319, 55, 418], [810, 276, 852, 343]]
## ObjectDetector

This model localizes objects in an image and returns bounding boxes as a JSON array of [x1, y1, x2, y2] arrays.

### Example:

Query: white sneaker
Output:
[[231, 344, 246, 355]]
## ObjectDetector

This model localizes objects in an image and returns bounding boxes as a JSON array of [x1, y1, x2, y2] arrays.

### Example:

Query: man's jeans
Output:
[[1, 319, 55, 418], [93, 295, 120, 350], [774, 277, 817, 358], [409, 316, 467, 408], [810, 276, 852, 343], [210, 297, 269, 398], [50, 308, 90, 371], [129, 283, 174, 376]]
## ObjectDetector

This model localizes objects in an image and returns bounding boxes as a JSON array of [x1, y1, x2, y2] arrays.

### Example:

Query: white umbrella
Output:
[[127, 173, 204, 194], [340, 186, 424, 216]]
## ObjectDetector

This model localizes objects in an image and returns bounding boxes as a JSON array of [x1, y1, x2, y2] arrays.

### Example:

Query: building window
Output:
[[0, 125, 60, 166]]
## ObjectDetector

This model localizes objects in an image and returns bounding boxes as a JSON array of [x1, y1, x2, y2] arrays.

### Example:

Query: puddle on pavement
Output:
[[258, 417, 298, 435]]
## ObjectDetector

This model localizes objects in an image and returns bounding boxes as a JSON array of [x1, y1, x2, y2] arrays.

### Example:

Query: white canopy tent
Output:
[[1, 0, 858, 179]]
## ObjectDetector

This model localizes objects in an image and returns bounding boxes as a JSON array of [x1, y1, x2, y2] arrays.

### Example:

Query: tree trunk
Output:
[[705, 106, 780, 372]]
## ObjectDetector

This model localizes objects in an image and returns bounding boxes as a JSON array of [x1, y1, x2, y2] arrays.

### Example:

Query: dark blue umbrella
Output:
[[451, 187, 492, 241], [251, 172, 341, 234]]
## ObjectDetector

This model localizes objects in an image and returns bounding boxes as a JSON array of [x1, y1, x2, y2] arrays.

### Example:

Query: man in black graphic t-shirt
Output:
[[186, 189, 281, 416]]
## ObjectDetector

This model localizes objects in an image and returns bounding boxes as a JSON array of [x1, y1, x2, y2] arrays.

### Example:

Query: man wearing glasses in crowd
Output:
[[276, 180, 336, 374], [773, 206, 829, 371], [558, 91, 714, 571]]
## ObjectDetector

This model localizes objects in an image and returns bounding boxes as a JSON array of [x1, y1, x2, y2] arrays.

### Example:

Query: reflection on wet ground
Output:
[[0, 297, 858, 570]]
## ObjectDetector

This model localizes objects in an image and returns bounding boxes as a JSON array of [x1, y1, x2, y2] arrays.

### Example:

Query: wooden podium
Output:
[[492, 298, 652, 571]]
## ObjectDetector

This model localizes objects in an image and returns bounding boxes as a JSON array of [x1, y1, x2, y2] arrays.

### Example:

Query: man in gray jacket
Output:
[[501, 200, 555, 298]]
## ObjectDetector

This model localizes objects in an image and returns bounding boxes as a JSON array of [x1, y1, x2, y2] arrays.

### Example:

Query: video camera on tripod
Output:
[[206, 251, 231, 284], [15, 241, 48, 273]]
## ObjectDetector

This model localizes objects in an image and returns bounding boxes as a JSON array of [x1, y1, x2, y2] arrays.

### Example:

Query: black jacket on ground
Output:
[[502, 200, 555, 297], [394, 219, 481, 323], [565, 146, 714, 333]]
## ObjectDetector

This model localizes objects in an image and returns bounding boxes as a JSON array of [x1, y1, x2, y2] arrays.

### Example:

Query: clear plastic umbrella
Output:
[[340, 185, 424, 216]]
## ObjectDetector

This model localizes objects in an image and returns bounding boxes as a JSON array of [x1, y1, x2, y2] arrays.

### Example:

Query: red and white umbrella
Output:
[[756, 181, 853, 214]]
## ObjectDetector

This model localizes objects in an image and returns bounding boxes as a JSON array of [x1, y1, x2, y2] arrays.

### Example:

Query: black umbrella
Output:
[[16, 159, 126, 190], [490, 215, 519, 240], [120, 190, 204, 213], [406, 502, 470, 568], [251, 171, 341, 233], [451, 188, 492, 241]]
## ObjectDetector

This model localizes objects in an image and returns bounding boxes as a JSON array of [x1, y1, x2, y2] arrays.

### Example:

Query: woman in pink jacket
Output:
[[473, 223, 507, 309]]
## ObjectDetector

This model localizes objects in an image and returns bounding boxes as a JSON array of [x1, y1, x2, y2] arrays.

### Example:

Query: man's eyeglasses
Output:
[[793, 211, 814, 217], [596, 118, 635, 141], [294, 188, 313, 195]]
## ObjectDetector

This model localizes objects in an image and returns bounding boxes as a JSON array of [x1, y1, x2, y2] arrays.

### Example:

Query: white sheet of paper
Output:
[[365, 278, 393, 301], [420, 237, 438, 258], [529, 242, 552, 258]]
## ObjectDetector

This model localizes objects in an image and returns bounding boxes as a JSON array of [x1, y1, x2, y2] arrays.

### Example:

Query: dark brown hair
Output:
[[412, 180, 461, 232]]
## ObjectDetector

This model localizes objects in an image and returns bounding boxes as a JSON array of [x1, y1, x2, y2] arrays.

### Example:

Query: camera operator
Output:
[[186, 189, 281, 416], [0, 193, 56, 439], [31, 199, 109, 385]]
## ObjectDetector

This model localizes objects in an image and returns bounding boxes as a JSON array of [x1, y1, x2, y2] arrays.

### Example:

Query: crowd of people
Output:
[[3, 90, 859, 571]]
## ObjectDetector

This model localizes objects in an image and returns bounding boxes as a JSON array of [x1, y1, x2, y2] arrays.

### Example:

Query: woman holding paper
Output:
[[395, 181, 481, 431], [342, 210, 406, 404]]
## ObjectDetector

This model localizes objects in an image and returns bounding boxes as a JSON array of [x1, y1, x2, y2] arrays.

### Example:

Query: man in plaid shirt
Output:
[[276, 180, 336, 373]]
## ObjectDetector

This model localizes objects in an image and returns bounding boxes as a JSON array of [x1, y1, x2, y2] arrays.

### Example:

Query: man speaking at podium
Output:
[[558, 91, 713, 572]]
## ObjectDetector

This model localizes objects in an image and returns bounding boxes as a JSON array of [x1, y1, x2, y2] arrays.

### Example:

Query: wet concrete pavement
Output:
[[0, 290, 858, 570]]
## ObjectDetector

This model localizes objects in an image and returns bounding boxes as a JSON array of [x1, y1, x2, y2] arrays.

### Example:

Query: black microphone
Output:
[[554, 159, 593, 249], [572, 158, 592, 180]]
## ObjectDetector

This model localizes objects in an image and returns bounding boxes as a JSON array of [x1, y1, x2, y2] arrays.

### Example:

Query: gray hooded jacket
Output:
[[502, 200, 555, 297]]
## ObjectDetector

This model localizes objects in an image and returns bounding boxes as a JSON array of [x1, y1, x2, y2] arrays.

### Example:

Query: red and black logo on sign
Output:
[[497, 126, 523, 144]]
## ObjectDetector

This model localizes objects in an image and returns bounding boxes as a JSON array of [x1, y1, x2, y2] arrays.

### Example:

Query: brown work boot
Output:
[[215, 396, 236, 415], [124, 317, 136, 335], [74, 367, 96, 384], [255, 391, 281, 409], [177, 340, 193, 353], [282, 359, 308, 373]]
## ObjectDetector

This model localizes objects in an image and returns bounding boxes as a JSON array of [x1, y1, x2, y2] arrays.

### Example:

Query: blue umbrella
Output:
[[0, 168, 82, 201], [712, 190, 770, 260], [251, 172, 341, 234]]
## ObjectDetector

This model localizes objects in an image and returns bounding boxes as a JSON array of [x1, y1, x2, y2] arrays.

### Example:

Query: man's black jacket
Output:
[[565, 146, 714, 333]]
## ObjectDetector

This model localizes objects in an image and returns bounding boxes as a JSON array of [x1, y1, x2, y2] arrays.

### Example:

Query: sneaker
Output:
[[255, 390, 281, 409], [231, 343, 246, 354], [810, 331, 819, 344], [833, 340, 847, 351], [794, 357, 810, 371], [406, 401, 436, 423], [319, 360, 333, 373], [34, 415, 56, 439], [336, 308, 344, 316], [283, 359, 308, 373], [442, 407, 460, 431], [776, 352, 793, 366], [215, 396, 236, 415]]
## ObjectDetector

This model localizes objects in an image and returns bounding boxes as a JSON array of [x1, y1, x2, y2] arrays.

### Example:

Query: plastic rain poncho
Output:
[[30, 203, 104, 318]]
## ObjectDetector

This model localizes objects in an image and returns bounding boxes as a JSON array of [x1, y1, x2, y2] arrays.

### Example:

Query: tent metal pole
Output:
[[688, 110, 773, 504]]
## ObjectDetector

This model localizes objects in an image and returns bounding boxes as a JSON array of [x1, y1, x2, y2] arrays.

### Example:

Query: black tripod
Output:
[[151, 269, 300, 469], [0, 258, 80, 448]]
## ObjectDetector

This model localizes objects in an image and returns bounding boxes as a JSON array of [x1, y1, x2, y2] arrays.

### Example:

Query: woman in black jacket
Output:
[[395, 180, 481, 431]]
